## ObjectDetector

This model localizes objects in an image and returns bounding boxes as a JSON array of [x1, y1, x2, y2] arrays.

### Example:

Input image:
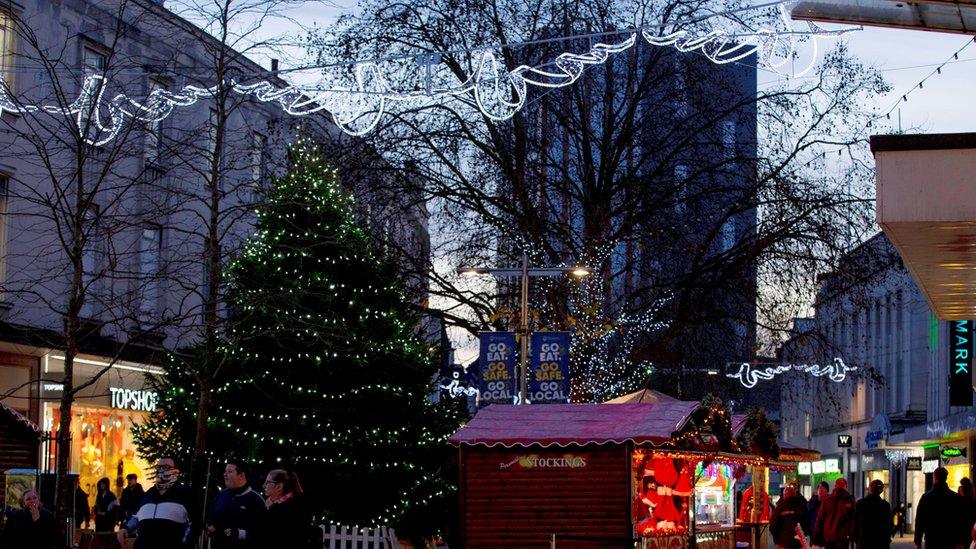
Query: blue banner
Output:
[[478, 332, 517, 407], [529, 332, 571, 404]]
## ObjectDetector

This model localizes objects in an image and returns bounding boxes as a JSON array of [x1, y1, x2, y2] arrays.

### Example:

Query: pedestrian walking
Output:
[[960, 479, 976, 548], [208, 461, 267, 548], [1, 490, 57, 549], [119, 457, 199, 549], [914, 466, 968, 549], [93, 477, 119, 533], [853, 479, 891, 549], [119, 473, 144, 527], [891, 502, 906, 538], [771, 484, 809, 549], [255, 470, 313, 549], [75, 484, 91, 529], [814, 478, 856, 549], [808, 481, 830, 544]]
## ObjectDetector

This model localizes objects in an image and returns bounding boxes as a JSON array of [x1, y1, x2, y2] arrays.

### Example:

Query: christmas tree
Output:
[[137, 139, 464, 531]]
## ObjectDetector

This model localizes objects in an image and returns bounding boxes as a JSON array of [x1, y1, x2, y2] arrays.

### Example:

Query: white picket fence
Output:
[[321, 525, 400, 548]]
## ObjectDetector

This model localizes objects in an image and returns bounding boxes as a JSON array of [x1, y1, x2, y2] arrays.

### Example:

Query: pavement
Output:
[[891, 534, 916, 549]]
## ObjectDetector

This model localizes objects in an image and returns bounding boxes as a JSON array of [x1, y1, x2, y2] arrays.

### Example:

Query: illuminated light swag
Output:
[[727, 357, 856, 388], [0, 4, 855, 143]]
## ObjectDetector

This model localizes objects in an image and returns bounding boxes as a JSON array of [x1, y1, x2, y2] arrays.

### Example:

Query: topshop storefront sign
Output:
[[109, 387, 158, 412]]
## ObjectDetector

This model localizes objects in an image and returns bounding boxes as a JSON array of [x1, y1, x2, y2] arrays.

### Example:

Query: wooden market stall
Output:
[[449, 401, 760, 549]]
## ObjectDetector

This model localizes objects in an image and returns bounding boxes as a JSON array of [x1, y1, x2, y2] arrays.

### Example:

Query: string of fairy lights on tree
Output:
[[0, 3, 854, 143], [135, 137, 465, 530]]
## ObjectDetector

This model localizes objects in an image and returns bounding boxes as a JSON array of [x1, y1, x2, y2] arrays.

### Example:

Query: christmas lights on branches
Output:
[[0, 3, 855, 142]]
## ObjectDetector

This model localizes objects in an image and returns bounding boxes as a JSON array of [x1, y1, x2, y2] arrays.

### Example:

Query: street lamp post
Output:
[[459, 252, 590, 404]]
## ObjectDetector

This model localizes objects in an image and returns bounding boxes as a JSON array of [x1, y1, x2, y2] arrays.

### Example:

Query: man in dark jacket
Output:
[[120, 457, 199, 549], [208, 460, 267, 548], [854, 479, 891, 549], [119, 473, 145, 527], [814, 478, 856, 549], [808, 481, 830, 539], [914, 467, 967, 549], [771, 485, 808, 549]]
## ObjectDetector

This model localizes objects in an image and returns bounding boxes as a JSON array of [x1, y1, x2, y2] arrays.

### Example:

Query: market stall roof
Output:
[[604, 388, 677, 404], [0, 401, 39, 433], [449, 402, 700, 448]]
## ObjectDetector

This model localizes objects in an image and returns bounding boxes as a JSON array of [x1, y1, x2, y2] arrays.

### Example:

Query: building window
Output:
[[719, 220, 735, 252], [722, 120, 736, 157], [139, 227, 162, 318], [144, 79, 166, 162], [79, 47, 106, 135], [672, 58, 689, 118], [251, 131, 267, 189], [207, 108, 219, 164], [674, 164, 689, 213], [0, 10, 15, 91], [80, 206, 99, 318], [0, 174, 7, 297], [201, 237, 219, 307]]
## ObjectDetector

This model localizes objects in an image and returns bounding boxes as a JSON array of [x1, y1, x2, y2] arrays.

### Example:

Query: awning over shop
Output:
[[792, 0, 976, 34], [448, 402, 700, 448], [872, 133, 976, 319]]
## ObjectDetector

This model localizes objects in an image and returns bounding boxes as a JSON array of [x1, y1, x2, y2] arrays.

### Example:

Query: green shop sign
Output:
[[941, 447, 967, 460]]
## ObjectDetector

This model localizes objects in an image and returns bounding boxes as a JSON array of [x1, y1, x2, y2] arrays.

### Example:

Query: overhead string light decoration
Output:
[[0, 1, 857, 143]]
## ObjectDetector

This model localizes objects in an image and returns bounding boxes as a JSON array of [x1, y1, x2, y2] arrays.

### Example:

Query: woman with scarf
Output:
[[256, 470, 313, 549], [93, 477, 119, 532]]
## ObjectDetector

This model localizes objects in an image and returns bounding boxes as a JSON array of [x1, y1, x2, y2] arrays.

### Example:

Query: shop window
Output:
[[0, 10, 15, 91], [45, 403, 153, 504]]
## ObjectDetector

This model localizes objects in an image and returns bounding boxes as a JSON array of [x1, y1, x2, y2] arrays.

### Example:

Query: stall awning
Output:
[[449, 402, 700, 448]]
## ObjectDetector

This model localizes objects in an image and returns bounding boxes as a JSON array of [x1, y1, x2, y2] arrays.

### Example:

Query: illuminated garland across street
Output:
[[727, 357, 856, 388], [0, 5, 856, 143]]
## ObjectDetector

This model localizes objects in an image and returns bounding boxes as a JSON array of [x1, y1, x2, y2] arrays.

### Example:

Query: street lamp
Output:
[[458, 252, 590, 404]]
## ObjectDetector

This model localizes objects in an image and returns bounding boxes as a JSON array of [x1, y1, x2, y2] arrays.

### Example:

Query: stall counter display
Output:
[[695, 462, 735, 526]]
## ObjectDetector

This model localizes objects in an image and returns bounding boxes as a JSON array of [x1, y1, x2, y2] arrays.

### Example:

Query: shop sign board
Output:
[[941, 446, 967, 460], [109, 387, 157, 412], [477, 332, 517, 406], [811, 461, 825, 474], [906, 457, 922, 471], [499, 454, 587, 470], [837, 434, 852, 448], [949, 320, 974, 407], [797, 462, 812, 475], [825, 458, 840, 473], [528, 332, 570, 404]]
